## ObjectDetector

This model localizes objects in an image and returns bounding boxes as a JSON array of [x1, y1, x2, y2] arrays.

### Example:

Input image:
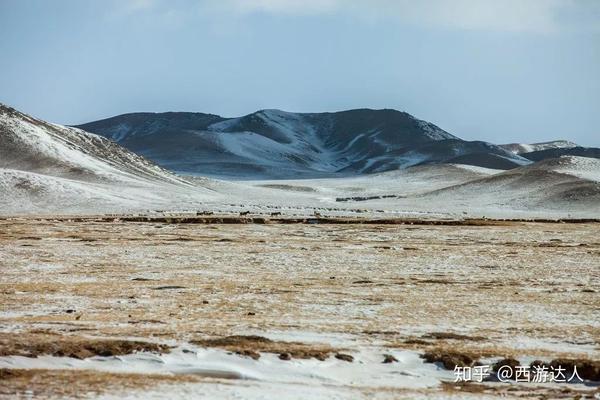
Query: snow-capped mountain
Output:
[[499, 140, 579, 155], [77, 109, 529, 179], [413, 156, 600, 214]]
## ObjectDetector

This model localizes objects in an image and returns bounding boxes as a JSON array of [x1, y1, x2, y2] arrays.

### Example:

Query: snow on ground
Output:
[[2, 156, 599, 218], [0, 167, 219, 214], [0, 346, 448, 391], [1, 345, 595, 400]]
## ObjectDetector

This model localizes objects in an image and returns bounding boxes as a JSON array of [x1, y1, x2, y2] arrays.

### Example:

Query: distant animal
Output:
[[239, 211, 250, 216], [314, 211, 322, 218], [270, 212, 282, 216]]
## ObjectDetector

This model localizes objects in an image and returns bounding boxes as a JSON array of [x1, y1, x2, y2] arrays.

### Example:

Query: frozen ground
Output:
[[0, 219, 598, 399], [3, 157, 600, 219], [198, 157, 600, 219]]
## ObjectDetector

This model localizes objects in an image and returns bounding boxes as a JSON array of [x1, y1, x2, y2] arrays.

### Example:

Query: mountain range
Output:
[[1, 102, 599, 217]]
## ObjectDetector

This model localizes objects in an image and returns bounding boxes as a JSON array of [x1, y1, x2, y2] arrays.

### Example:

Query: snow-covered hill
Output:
[[0, 104, 195, 185], [499, 140, 578, 155], [0, 104, 219, 213], [78, 109, 529, 179], [405, 156, 600, 216], [236, 156, 600, 218]]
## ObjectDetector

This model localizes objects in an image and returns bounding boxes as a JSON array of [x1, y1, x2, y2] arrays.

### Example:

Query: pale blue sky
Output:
[[0, 0, 599, 146]]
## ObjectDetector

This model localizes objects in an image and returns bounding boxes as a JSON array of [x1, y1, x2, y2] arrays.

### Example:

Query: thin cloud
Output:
[[118, 0, 157, 14], [219, 0, 600, 33], [110, 0, 187, 27], [225, 0, 340, 15], [113, 0, 600, 34]]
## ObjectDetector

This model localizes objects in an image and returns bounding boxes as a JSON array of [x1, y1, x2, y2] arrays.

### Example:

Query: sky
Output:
[[0, 0, 599, 146]]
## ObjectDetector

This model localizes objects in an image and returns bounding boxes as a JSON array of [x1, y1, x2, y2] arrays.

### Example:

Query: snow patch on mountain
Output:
[[107, 123, 132, 142], [412, 116, 455, 141]]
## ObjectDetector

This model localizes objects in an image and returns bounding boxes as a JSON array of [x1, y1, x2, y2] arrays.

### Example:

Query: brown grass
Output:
[[191, 335, 336, 361], [441, 381, 600, 399], [0, 368, 196, 399], [0, 333, 169, 359], [1, 220, 599, 398]]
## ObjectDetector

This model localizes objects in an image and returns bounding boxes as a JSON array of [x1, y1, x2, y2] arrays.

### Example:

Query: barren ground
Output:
[[0, 219, 598, 399]]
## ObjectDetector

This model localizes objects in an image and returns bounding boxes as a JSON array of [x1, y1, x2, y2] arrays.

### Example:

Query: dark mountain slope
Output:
[[77, 108, 529, 179]]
